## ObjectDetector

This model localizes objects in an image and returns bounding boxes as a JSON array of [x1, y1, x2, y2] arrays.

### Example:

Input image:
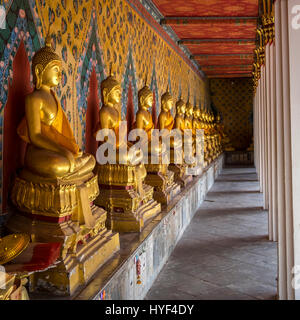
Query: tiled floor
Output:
[[145, 167, 278, 300]]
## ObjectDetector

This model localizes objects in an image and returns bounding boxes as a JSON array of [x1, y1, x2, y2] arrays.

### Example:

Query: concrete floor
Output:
[[145, 167, 278, 300]]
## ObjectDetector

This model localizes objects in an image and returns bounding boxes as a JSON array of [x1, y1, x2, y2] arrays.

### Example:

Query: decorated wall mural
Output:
[[0, 0, 208, 215], [210, 78, 253, 151]]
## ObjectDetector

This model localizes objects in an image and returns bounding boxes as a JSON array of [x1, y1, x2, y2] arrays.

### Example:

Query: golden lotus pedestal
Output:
[[94, 164, 161, 233], [6, 170, 120, 296], [168, 148, 193, 187]]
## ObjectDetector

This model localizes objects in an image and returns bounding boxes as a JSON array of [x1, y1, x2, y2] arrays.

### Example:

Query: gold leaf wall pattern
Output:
[[35, 0, 208, 148]]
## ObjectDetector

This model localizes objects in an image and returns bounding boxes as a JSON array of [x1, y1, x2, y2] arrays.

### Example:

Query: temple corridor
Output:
[[146, 167, 278, 300]]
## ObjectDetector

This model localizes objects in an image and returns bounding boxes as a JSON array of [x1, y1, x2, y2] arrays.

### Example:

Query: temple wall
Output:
[[0, 0, 208, 215], [209, 78, 253, 151]]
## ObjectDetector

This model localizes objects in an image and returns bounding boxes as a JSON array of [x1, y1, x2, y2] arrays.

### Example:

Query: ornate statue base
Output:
[[186, 165, 203, 177], [6, 170, 120, 296], [144, 161, 181, 206], [169, 164, 193, 187], [168, 148, 193, 187], [94, 164, 161, 233]]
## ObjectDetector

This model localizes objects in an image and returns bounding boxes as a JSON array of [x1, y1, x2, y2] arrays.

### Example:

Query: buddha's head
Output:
[[185, 101, 194, 118], [101, 74, 122, 107], [138, 85, 153, 110], [161, 90, 173, 113], [32, 34, 62, 89], [175, 99, 186, 116]]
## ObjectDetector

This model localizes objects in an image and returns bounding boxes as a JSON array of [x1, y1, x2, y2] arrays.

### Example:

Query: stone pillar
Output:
[[259, 73, 264, 194], [262, 65, 269, 210], [287, 0, 300, 300], [281, 0, 294, 300], [275, 0, 287, 300], [270, 42, 278, 242], [266, 43, 273, 234]]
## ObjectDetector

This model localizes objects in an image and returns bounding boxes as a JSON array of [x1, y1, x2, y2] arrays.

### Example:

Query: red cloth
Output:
[[4, 242, 61, 273]]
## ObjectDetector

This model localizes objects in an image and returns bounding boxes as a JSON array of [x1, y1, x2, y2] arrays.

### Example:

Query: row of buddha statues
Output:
[[2, 35, 226, 297]]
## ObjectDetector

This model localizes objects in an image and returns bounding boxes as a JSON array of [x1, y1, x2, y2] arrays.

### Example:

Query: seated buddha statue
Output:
[[201, 110, 212, 165], [17, 36, 94, 182], [6, 34, 120, 296], [174, 99, 186, 134], [94, 76, 161, 232], [135, 85, 180, 205], [136, 84, 155, 142], [184, 100, 197, 168], [215, 114, 235, 152], [192, 106, 201, 135], [168, 98, 193, 186]]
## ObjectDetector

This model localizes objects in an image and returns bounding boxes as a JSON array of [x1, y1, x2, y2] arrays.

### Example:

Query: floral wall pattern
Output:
[[0, 0, 208, 215]]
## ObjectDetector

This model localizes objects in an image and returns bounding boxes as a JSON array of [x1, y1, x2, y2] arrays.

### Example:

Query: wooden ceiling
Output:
[[152, 0, 259, 78]]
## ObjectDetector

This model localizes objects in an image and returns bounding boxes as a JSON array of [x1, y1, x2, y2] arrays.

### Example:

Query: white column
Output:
[[287, 0, 300, 300], [266, 43, 273, 238], [259, 71, 264, 194], [254, 86, 259, 172], [270, 42, 278, 242], [275, 0, 287, 300], [262, 65, 269, 210], [280, 0, 294, 300]]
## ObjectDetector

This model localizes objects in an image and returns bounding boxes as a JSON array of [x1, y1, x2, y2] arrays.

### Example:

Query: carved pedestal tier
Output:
[[168, 148, 193, 187], [145, 157, 181, 206], [95, 164, 161, 233], [6, 170, 120, 296]]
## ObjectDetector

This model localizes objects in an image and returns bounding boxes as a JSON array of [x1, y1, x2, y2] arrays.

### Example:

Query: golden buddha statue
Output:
[[6, 34, 120, 296], [94, 76, 161, 232], [136, 85, 180, 206], [184, 100, 194, 131], [202, 110, 213, 165], [184, 100, 199, 172], [247, 136, 254, 151], [215, 114, 235, 152], [186, 105, 204, 175], [136, 84, 155, 142], [168, 98, 193, 186], [192, 106, 201, 135]]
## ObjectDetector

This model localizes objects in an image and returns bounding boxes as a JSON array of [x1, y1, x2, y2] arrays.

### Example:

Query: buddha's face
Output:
[[41, 61, 62, 87], [177, 104, 185, 115], [163, 97, 173, 112], [187, 106, 193, 117], [106, 86, 121, 105], [144, 94, 153, 109], [193, 109, 197, 118]]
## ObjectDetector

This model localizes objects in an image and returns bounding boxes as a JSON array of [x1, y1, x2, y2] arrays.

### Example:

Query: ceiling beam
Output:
[[179, 39, 256, 45], [197, 61, 254, 66], [192, 53, 253, 58], [161, 16, 259, 25], [206, 74, 252, 78], [201, 65, 253, 68]]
